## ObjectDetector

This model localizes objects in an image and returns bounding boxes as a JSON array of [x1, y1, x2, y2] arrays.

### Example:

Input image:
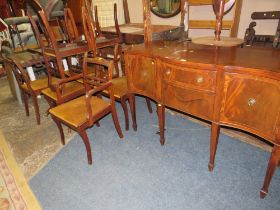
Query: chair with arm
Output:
[[27, 0, 87, 107], [82, 5, 137, 131], [49, 58, 123, 164], [92, 0, 154, 114]]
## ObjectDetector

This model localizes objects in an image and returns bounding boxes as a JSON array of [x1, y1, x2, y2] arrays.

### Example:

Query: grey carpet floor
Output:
[[30, 97, 280, 210]]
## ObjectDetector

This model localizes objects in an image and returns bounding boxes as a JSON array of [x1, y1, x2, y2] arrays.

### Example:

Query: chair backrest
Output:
[[82, 6, 97, 56], [82, 54, 115, 92], [93, 3, 122, 42], [27, 11, 60, 82], [64, 8, 79, 43], [4, 57, 31, 90], [27, 0, 60, 55]]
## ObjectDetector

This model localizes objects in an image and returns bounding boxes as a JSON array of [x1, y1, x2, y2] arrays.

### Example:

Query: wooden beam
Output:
[[180, 0, 186, 27], [143, 0, 152, 44], [230, 0, 243, 37], [189, 20, 233, 29], [189, 0, 230, 6]]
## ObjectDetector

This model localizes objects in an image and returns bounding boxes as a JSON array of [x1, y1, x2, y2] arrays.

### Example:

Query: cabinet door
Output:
[[220, 73, 280, 140], [125, 54, 160, 100]]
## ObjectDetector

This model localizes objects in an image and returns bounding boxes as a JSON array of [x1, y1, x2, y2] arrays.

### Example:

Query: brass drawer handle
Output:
[[248, 98, 256, 106], [196, 76, 204, 84], [151, 61, 155, 65], [165, 69, 171, 75]]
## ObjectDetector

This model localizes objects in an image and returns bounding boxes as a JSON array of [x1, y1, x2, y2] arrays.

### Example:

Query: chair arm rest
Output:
[[86, 81, 112, 98], [53, 74, 83, 101], [85, 82, 112, 124]]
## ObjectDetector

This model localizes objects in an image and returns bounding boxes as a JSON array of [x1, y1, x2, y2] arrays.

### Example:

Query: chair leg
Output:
[[22, 91, 29, 117], [78, 128, 92, 165], [120, 97, 129, 131], [31, 94, 40, 125], [111, 105, 124, 138], [145, 98, 153, 113], [96, 121, 100, 127], [51, 116, 65, 145]]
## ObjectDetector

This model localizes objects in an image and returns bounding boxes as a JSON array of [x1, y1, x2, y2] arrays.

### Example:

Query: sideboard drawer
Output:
[[161, 63, 216, 92], [220, 73, 280, 139], [163, 82, 215, 121]]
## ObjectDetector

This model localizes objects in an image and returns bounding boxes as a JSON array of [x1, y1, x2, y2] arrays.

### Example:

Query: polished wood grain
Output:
[[143, 0, 152, 44], [124, 41, 280, 198]]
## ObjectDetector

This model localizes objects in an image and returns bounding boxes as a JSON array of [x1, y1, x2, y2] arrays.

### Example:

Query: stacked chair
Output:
[[91, 0, 153, 114], [83, 0, 122, 78], [26, 0, 124, 164], [27, 0, 86, 108], [81, 4, 137, 131]]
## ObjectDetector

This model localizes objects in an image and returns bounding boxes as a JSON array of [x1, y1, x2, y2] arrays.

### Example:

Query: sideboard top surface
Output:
[[124, 41, 280, 73]]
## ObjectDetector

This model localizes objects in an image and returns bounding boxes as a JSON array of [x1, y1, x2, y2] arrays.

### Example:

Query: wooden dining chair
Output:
[[83, 0, 122, 78], [27, 0, 87, 107], [82, 6, 138, 131], [91, 1, 153, 114], [49, 58, 124, 164], [3, 57, 49, 124]]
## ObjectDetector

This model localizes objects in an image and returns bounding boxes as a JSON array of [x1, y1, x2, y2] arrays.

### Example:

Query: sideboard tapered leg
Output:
[[157, 104, 165, 145], [208, 123, 220, 171], [260, 145, 280, 198], [129, 94, 137, 131]]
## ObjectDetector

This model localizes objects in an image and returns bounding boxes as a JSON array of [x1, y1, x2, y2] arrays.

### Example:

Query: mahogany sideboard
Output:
[[124, 41, 280, 198]]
